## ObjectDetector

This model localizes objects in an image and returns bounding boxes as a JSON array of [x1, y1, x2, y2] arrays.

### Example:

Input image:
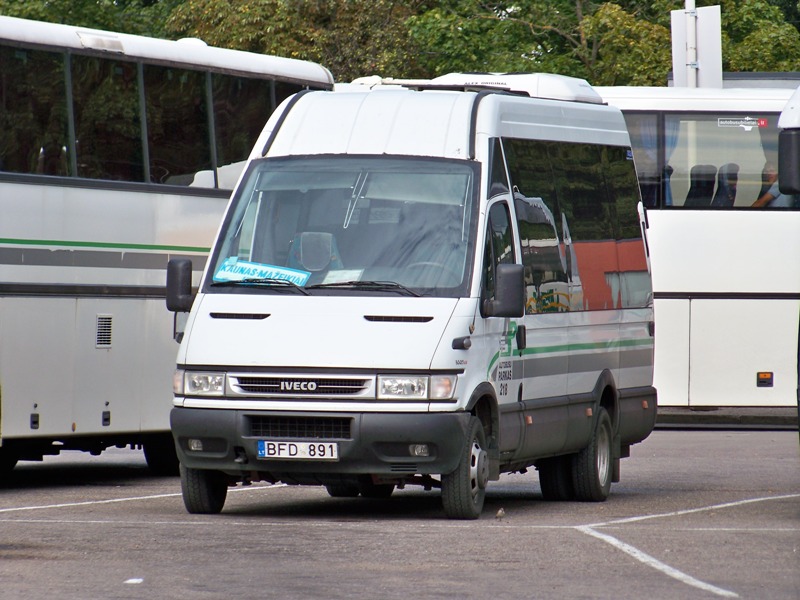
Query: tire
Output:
[[538, 455, 575, 501], [180, 464, 228, 514], [325, 483, 360, 498], [572, 407, 613, 502], [0, 448, 18, 475], [441, 417, 488, 519], [359, 482, 394, 499], [143, 434, 180, 476]]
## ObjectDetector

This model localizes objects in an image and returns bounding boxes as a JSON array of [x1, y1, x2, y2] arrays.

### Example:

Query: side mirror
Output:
[[483, 263, 525, 318], [166, 258, 195, 313], [778, 129, 800, 194]]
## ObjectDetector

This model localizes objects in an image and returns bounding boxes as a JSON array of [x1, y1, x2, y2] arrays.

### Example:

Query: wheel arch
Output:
[[592, 369, 620, 434], [465, 383, 498, 442], [591, 369, 624, 483], [465, 382, 500, 478]]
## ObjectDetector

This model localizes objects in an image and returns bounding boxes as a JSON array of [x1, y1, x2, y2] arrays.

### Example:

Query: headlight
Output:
[[377, 375, 456, 400], [181, 371, 225, 397]]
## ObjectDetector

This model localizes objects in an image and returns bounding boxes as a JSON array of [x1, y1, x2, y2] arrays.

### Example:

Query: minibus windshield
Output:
[[207, 156, 478, 297]]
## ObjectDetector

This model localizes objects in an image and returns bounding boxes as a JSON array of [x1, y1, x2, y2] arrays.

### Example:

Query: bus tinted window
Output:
[[212, 74, 273, 169], [0, 34, 332, 190], [0, 45, 69, 176], [275, 80, 306, 108], [71, 55, 145, 182], [144, 65, 211, 185]]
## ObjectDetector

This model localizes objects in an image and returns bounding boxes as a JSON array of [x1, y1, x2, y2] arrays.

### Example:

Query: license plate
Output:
[[257, 440, 339, 461]]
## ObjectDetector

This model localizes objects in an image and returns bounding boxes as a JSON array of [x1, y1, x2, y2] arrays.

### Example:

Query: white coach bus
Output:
[[597, 86, 800, 409], [166, 73, 657, 519], [776, 84, 800, 426], [0, 16, 333, 473]]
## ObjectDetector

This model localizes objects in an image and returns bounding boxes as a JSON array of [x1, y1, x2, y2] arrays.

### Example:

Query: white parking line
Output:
[[587, 493, 800, 528], [0, 483, 285, 514], [577, 525, 739, 598], [576, 493, 800, 599]]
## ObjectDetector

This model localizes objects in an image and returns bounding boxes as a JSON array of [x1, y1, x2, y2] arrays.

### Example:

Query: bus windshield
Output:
[[208, 156, 478, 297]]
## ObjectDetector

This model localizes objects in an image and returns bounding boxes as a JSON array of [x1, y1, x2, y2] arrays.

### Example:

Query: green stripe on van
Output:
[[486, 337, 654, 379]]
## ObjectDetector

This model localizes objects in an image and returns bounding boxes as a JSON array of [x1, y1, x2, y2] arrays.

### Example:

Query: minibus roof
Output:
[[347, 73, 604, 105]]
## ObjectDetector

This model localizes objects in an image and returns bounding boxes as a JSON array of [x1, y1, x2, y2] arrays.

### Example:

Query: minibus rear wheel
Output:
[[538, 455, 576, 501], [572, 407, 613, 501]]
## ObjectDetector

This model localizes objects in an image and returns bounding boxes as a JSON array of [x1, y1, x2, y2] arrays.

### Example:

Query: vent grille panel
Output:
[[390, 463, 418, 473], [96, 315, 112, 348], [364, 315, 433, 323], [249, 416, 352, 439]]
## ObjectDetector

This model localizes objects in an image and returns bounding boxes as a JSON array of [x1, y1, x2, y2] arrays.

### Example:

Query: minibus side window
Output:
[[488, 138, 510, 197], [481, 201, 515, 311]]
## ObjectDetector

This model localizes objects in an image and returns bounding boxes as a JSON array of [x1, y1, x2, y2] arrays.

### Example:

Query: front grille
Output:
[[231, 375, 373, 397], [250, 416, 352, 440]]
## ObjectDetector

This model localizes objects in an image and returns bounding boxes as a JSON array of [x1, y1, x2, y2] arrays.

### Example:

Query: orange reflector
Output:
[[756, 372, 774, 387], [642, 400, 649, 409], [525, 415, 533, 425], [585, 407, 593, 417]]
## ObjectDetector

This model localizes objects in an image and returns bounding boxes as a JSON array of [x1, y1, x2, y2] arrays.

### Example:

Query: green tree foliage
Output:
[[719, 0, 800, 72], [581, 3, 672, 85], [406, 1, 678, 84], [166, 0, 430, 80], [0, 0, 183, 36], [2, 0, 798, 82], [407, 1, 800, 85]]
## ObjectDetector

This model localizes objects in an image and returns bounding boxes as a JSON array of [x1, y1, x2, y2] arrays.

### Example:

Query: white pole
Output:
[[686, 0, 698, 88]]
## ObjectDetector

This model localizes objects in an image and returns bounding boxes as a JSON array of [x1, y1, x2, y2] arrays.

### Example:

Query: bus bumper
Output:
[[170, 407, 471, 483]]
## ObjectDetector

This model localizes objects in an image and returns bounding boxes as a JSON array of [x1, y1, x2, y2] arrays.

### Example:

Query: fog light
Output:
[[409, 444, 429, 457], [188, 438, 204, 452]]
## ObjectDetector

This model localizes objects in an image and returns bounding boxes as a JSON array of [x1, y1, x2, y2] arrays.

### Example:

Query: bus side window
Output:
[[0, 44, 70, 176]]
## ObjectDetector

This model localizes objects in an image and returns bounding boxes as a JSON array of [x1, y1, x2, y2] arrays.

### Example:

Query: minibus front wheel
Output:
[[180, 464, 228, 514], [441, 417, 488, 519]]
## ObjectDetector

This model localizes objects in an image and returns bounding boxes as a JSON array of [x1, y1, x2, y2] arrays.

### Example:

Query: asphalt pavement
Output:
[[0, 429, 798, 599]]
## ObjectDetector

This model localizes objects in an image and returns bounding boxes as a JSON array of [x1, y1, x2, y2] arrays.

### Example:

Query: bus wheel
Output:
[[0, 448, 18, 474], [572, 407, 613, 502], [143, 434, 179, 476], [180, 464, 227, 514], [538, 455, 575, 501], [441, 417, 488, 519]]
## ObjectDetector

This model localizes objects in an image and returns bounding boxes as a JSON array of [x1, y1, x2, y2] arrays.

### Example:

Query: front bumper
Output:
[[170, 407, 471, 483]]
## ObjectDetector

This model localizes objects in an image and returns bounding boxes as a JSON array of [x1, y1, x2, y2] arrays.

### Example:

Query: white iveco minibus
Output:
[[167, 73, 657, 519]]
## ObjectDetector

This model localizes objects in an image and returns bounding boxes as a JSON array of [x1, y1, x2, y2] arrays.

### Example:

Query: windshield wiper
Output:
[[210, 278, 310, 295], [306, 280, 420, 297]]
